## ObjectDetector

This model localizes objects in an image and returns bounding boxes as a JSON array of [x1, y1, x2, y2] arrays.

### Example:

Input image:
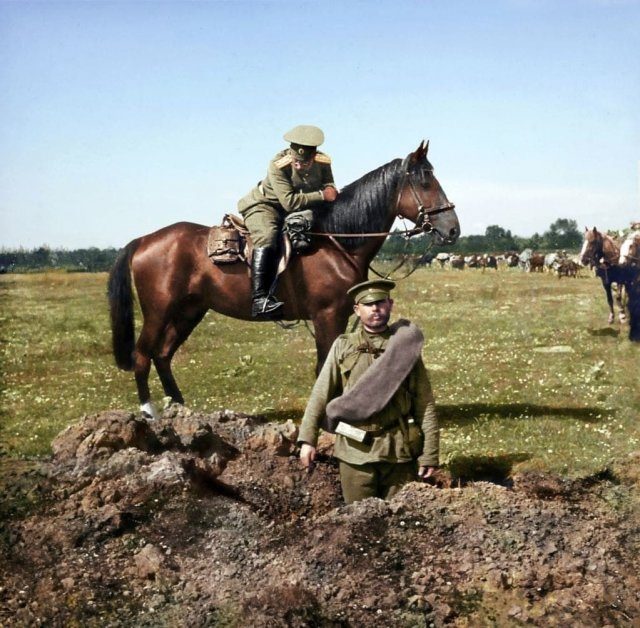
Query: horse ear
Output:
[[425, 139, 429, 155], [412, 140, 426, 162]]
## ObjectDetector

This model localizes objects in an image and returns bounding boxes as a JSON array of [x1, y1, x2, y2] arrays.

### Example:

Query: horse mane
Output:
[[313, 158, 403, 249], [603, 233, 621, 258]]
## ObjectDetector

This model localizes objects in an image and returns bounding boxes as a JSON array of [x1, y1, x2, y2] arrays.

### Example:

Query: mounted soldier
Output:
[[108, 140, 459, 417], [237, 125, 339, 318]]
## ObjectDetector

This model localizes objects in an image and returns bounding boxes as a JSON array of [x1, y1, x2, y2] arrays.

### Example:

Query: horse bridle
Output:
[[583, 232, 603, 266], [397, 161, 456, 240]]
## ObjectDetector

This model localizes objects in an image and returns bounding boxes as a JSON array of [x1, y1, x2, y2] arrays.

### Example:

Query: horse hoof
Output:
[[140, 401, 160, 421]]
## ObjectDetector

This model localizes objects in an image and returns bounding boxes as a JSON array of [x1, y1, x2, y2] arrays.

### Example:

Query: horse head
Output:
[[580, 227, 603, 267], [396, 141, 460, 245], [619, 232, 640, 268]]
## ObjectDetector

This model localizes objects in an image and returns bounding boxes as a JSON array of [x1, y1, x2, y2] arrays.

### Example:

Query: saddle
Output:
[[207, 210, 314, 270]]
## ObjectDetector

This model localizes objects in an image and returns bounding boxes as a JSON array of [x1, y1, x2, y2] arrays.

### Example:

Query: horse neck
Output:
[[314, 159, 403, 253], [602, 235, 620, 265]]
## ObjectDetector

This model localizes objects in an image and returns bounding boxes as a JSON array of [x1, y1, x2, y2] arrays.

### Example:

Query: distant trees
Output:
[[0, 247, 119, 273], [379, 217, 587, 258], [483, 225, 518, 252], [541, 218, 582, 250]]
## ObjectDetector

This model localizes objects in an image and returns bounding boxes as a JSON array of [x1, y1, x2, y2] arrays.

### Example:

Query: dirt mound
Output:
[[1, 406, 639, 626]]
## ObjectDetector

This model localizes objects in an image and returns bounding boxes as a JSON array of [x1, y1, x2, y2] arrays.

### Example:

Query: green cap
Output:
[[283, 125, 325, 147], [347, 279, 396, 304], [289, 143, 317, 163]]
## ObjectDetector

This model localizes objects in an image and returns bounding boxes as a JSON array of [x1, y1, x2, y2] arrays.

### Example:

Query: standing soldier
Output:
[[238, 125, 339, 318], [298, 279, 440, 504]]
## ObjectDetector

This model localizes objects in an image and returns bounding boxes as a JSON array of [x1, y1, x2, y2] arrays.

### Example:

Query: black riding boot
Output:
[[251, 247, 284, 318]]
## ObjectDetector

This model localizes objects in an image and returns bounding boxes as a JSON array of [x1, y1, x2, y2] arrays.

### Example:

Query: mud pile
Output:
[[1, 407, 639, 626]]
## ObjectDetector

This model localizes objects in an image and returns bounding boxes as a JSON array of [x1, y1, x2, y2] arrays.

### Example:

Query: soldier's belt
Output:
[[335, 418, 411, 443]]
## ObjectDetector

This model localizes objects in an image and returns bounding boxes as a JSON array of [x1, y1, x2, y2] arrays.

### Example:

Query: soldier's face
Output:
[[292, 158, 314, 172], [354, 298, 393, 333]]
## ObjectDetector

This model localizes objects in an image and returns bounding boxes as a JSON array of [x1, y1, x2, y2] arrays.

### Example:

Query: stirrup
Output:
[[252, 296, 284, 319]]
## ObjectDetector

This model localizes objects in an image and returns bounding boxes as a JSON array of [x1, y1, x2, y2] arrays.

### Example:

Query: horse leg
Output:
[[134, 351, 159, 420], [615, 284, 627, 323], [312, 306, 351, 374], [133, 314, 167, 420], [603, 282, 615, 324], [153, 310, 207, 405]]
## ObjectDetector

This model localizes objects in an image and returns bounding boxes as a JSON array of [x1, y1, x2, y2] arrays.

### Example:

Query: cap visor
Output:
[[357, 292, 389, 304]]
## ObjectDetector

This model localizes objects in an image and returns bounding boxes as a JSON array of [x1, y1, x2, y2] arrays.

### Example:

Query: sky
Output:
[[1, 0, 639, 249]]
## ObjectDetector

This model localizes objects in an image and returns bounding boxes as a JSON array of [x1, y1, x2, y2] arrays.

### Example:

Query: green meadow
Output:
[[1, 269, 638, 477]]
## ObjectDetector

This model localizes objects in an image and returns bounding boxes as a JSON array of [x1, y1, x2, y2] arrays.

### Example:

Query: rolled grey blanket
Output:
[[324, 319, 424, 432]]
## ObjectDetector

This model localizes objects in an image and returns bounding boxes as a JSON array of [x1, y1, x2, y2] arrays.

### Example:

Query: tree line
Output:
[[0, 246, 119, 273], [0, 218, 584, 273]]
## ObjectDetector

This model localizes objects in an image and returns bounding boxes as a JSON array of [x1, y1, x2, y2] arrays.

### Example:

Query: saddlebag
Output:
[[208, 215, 243, 264]]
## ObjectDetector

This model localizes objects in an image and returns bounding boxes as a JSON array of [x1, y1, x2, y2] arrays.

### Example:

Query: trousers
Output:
[[240, 203, 283, 248], [338, 459, 418, 504]]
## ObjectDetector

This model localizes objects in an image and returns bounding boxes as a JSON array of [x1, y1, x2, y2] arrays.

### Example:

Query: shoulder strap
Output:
[[314, 152, 331, 165], [274, 153, 293, 169]]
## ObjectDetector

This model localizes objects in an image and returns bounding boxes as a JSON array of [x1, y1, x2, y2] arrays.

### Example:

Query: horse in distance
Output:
[[108, 141, 460, 418], [619, 230, 640, 269], [580, 227, 627, 325], [618, 229, 640, 341]]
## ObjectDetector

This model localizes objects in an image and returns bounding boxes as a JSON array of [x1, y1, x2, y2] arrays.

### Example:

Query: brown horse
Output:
[[579, 227, 628, 325], [108, 141, 460, 417]]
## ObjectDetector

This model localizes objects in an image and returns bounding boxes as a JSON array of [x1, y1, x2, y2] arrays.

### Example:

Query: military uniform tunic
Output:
[[298, 325, 439, 470], [238, 150, 336, 248]]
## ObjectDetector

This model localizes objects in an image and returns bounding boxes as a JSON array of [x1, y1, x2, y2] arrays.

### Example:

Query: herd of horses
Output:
[[107, 142, 640, 413], [431, 251, 580, 276]]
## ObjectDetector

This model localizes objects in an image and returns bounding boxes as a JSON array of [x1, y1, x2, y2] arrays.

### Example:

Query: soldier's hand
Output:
[[300, 443, 317, 472], [418, 466, 436, 480], [322, 187, 338, 202]]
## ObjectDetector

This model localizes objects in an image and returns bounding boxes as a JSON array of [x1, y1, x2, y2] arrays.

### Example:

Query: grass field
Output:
[[1, 268, 638, 477]]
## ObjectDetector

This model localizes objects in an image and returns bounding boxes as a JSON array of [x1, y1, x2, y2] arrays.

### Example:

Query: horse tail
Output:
[[108, 239, 139, 370]]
